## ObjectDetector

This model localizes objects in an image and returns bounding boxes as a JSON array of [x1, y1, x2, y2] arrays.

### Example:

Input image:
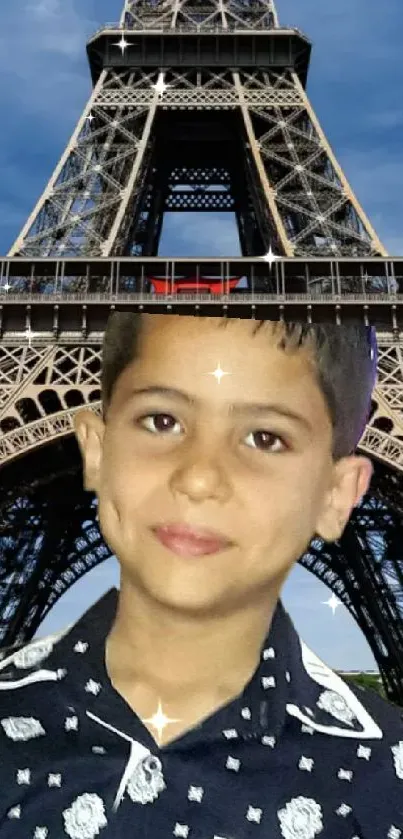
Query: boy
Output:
[[0, 312, 402, 839]]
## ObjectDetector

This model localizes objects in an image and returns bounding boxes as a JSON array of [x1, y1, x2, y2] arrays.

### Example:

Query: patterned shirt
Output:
[[0, 587, 402, 839]]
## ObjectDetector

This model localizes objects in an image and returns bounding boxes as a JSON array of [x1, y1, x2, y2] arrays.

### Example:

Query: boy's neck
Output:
[[104, 582, 280, 709]]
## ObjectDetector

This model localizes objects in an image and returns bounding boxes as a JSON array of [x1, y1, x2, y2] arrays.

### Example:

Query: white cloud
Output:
[[0, 0, 96, 120], [365, 110, 403, 130], [21, 0, 92, 57], [279, 0, 401, 62]]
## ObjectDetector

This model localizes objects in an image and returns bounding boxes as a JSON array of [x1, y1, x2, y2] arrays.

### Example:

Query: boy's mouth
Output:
[[151, 522, 234, 557]]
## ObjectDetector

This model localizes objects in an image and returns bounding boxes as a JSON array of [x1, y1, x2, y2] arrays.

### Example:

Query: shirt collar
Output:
[[42, 586, 294, 747], [0, 586, 383, 749]]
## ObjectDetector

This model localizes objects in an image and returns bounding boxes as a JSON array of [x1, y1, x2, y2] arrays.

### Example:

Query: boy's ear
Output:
[[73, 409, 105, 493], [315, 455, 374, 543]]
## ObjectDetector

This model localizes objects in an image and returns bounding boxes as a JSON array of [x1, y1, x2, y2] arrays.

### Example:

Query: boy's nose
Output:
[[169, 447, 232, 503]]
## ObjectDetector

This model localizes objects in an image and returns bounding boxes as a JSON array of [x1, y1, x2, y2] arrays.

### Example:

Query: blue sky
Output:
[[1, 0, 402, 669]]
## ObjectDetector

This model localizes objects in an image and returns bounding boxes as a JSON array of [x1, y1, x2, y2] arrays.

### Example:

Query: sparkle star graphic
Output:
[[208, 363, 230, 384], [322, 593, 342, 616], [151, 72, 169, 98], [142, 700, 181, 743], [86, 112, 95, 124], [113, 35, 131, 54], [260, 245, 282, 269], [1, 282, 11, 292]]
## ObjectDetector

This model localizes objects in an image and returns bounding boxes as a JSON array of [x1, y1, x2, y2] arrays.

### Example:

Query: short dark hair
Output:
[[101, 312, 378, 461]]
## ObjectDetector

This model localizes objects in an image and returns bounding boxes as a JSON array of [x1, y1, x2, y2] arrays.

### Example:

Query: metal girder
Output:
[[119, 0, 279, 33], [0, 330, 401, 472], [7, 65, 384, 260]]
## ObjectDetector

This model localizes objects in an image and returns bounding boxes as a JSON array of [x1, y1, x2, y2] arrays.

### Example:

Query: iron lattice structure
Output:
[[1, 0, 403, 704]]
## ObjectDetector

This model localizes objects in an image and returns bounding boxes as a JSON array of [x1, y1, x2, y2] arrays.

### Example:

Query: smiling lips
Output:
[[152, 522, 233, 557]]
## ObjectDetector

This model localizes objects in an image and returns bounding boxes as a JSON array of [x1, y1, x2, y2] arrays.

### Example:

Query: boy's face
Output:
[[75, 315, 373, 615]]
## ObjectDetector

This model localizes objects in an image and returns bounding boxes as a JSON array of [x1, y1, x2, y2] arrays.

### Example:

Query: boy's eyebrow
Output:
[[126, 386, 313, 431]]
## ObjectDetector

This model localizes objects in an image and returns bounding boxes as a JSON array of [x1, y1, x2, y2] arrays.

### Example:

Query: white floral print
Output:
[[13, 640, 55, 669], [391, 741, 403, 779], [262, 676, 276, 689], [298, 756, 314, 772], [246, 806, 262, 823], [7, 806, 21, 819], [63, 793, 107, 839], [278, 796, 323, 839], [1, 624, 73, 672], [0, 589, 402, 839], [74, 641, 89, 654], [16, 768, 31, 784], [357, 745, 371, 760], [336, 803, 352, 817], [126, 755, 166, 804], [338, 769, 353, 781], [85, 679, 102, 696], [1, 716, 46, 741], [316, 690, 356, 726], [65, 715, 79, 731], [173, 825, 189, 838]]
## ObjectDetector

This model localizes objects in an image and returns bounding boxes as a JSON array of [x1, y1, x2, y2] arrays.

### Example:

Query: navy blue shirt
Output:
[[0, 587, 402, 839]]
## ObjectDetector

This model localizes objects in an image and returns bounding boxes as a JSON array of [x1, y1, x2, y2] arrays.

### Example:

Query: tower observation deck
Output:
[[8, 0, 387, 263]]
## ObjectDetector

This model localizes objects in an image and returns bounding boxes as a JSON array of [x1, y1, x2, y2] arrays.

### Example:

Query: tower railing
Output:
[[88, 22, 304, 37]]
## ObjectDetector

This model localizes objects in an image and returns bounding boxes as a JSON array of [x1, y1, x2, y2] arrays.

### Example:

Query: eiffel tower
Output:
[[1, 0, 402, 702]]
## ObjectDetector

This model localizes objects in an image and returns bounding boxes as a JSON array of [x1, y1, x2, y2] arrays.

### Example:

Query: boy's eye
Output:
[[140, 412, 180, 435], [244, 430, 287, 453], [136, 412, 288, 453]]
